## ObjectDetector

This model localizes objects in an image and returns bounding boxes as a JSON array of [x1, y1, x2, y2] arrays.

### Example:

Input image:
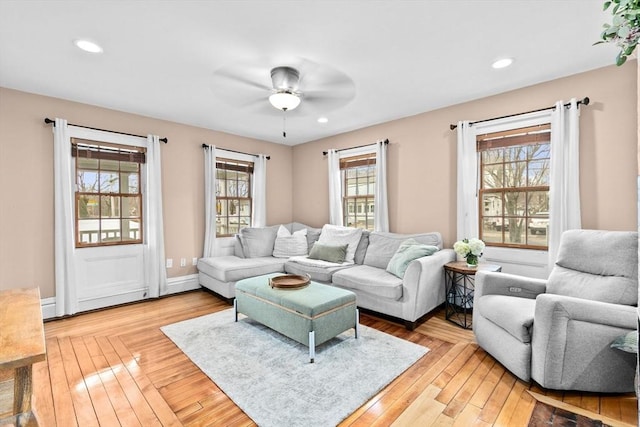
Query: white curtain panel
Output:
[[203, 145, 217, 258], [252, 154, 267, 227], [548, 99, 581, 268], [374, 140, 389, 232], [144, 135, 168, 298], [53, 118, 78, 316], [327, 149, 344, 225], [456, 121, 479, 241]]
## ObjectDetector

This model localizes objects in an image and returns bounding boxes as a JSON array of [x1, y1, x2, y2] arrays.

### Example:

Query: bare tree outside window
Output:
[[479, 125, 550, 249]]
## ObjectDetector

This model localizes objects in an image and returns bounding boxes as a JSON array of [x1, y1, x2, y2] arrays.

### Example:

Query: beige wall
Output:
[[1, 62, 636, 299], [0, 88, 293, 298], [292, 62, 638, 247]]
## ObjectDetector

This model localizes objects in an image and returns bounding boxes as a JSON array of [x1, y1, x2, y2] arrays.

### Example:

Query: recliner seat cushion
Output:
[[332, 265, 403, 300], [197, 256, 285, 283], [477, 295, 536, 343]]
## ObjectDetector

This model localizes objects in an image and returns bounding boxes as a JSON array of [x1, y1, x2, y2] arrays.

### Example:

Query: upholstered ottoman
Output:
[[234, 273, 359, 363]]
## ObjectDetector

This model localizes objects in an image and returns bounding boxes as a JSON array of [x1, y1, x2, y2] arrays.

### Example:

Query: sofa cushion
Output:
[[291, 222, 322, 253], [332, 265, 403, 300], [364, 231, 443, 269], [272, 225, 308, 258], [478, 295, 536, 343], [386, 239, 439, 278], [197, 256, 285, 283], [308, 243, 348, 264], [285, 257, 353, 283], [317, 224, 363, 264], [240, 226, 278, 258]]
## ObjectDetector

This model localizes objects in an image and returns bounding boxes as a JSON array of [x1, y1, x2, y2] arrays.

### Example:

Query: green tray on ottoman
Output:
[[234, 273, 358, 363]]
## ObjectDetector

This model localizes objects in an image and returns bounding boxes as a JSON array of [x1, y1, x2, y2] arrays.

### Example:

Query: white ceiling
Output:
[[0, 1, 618, 145]]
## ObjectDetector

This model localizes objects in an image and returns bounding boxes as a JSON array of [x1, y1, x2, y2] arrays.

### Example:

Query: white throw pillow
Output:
[[273, 225, 308, 258], [317, 224, 363, 264]]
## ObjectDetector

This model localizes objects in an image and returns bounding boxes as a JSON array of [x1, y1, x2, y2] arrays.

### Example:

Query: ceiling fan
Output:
[[210, 58, 355, 137], [267, 66, 302, 112]]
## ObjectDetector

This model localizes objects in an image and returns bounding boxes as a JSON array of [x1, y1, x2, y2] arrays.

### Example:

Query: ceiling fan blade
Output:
[[215, 68, 271, 91]]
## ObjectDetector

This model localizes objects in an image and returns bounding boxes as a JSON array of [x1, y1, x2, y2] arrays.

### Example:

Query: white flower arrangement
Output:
[[453, 238, 485, 265]]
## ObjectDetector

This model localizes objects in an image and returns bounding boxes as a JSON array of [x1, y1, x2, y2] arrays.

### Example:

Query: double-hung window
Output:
[[74, 139, 144, 247], [341, 153, 376, 231], [215, 158, 253, 237], [478, 124, 550, 249]]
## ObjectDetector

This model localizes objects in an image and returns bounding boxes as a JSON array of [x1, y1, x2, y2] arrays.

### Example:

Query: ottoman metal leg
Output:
[[309, 331, 315, 363], [234, 298, 238, 322], [355, 308, 359, 339]]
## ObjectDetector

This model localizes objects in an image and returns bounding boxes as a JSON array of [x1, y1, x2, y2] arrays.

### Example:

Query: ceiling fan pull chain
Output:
[[282, 108, 287, 138]]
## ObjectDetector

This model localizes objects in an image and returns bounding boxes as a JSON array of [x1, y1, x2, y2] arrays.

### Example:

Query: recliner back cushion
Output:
[[547, 229, 638, 305], [363, 231, 443, 269]]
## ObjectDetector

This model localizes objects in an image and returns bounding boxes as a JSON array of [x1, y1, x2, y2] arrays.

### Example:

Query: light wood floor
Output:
[[22, 290, 638, 426]]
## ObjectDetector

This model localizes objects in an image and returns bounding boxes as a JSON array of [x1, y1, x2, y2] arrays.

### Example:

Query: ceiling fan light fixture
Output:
[[269, 91, 301, 111]]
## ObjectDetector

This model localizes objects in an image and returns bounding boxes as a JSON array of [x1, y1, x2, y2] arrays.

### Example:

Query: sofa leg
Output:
[[404, 320, 417, 331]]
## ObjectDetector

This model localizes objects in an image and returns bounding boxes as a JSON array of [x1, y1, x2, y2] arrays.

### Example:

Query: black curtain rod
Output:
[[322, 139, 389, 156], [44, 118, 168, 143], [201, 143, 270, 160], [448, 97, 590, 131]]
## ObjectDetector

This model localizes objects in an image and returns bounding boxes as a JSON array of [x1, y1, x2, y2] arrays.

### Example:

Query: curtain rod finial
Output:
[[450, 124, 457, 130]]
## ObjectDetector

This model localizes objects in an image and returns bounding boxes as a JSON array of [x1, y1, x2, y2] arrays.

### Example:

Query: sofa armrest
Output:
[[474, 271, 547, 301], [531, 293, 637, 392], [401, 248, 456, 321]]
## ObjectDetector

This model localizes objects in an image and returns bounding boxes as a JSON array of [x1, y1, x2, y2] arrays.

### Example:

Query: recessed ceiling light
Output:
[[492, 58, 513, 69], [317, 117, 329, 124], [74, 39, 103, 54]]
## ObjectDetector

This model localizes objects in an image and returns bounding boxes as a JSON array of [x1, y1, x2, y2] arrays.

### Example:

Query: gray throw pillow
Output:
[[308, 243, 348, 264], [386, 239, 439, 278], [240, 227, 278, 258]]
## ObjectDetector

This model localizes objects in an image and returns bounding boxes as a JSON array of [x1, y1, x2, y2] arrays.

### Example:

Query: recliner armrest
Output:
[[531, 293, 637, 392], [534, 293, 637, 330], [474, 271, 547, 301]]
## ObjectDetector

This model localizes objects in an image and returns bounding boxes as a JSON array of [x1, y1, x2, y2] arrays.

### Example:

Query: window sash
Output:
[[74, 140, 143, 247], [477, 125, 550, 249], [215, 158, 254, 237]]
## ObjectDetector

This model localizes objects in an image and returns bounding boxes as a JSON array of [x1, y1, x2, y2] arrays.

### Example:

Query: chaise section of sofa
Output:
[[197, 222, 320, 300]]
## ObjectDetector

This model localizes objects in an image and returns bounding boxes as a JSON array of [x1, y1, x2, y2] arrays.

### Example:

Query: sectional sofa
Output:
[[197, 222, 455, 329]]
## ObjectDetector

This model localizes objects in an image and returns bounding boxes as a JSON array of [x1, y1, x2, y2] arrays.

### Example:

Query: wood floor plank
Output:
[[70, 336, 121, 426], [31, 359, 56, 426], [478, 370, 517, 424], [42, 337, 77, 427], [57, 336, 99, 427], [89, 346, 142, 427], [95, 336, 163, 427], [35, 290, 637, 427], [109, 335, 183, 427]]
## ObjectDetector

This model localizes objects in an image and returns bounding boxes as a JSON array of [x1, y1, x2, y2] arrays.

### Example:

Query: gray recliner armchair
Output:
[[473, 229, 638, 392]]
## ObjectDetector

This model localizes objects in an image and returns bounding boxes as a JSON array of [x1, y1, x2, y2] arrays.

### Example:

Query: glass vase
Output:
[[466, 254, 478, 267]]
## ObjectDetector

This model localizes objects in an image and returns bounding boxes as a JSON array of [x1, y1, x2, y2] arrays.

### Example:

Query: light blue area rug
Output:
[[161, 309, 428, 427]]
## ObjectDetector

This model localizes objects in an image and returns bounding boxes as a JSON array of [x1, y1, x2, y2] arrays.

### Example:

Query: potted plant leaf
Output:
[[595, 0, 640, 65]]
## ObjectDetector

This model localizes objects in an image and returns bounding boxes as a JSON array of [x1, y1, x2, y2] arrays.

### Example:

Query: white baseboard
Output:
[[166, 274, 201, 295], [41, 274, 202, 320], [41, 297, 57, 320]]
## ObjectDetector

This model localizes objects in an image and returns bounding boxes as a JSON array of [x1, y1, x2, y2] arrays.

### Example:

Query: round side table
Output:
[[444, 261, 502, 329]]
